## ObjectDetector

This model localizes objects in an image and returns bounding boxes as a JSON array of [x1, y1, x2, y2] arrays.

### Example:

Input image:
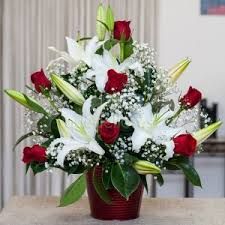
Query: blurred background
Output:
[[0, 0, 225, 210]]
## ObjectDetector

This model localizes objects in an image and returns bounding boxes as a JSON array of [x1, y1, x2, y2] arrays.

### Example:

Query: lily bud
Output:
[[133, 160, 161, 175], [5, 89, 47, 114], [56, 119, 70, 138], [169, 58, 191, 84], [106, 5, 114, 31], [193, 121, 222, 145], [96, 3, 106, 41], [51, 74, 85, 106]]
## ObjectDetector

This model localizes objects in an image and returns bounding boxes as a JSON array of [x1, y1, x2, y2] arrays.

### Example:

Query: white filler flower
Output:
[[49, 97, 106, 167]]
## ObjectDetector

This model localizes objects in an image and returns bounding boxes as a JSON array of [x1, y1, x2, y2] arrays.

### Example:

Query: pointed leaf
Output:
[[102, 166, 112, 190], [13, 132, 34, 151], [24, 95, 48, 115], [140, 175, 148, 193], [59, 174, 86, 207], [93, 167, 111, 204], [111, 163, 140, 199]]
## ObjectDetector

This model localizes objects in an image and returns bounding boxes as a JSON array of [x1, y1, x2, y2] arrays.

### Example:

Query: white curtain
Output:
[[0, 0, 157, 209]]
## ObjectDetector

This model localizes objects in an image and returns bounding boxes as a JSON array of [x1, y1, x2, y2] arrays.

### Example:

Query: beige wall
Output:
[[157, 0, 225, 137], [156, 0, 225, 197]]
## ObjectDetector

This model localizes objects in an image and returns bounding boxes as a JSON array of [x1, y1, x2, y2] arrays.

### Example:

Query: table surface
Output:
[[0, 197, 225, 225]]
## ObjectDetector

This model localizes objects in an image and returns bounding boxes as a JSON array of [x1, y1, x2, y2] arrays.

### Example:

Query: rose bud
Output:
[[31, 69, 51, 93], [180, 86, 202, 108], [98, 121, 120, 144], [173, 134, 197, 157], [22, 144, 47, 164], [113, 21, 131, 41], [104, 69, 128, 94]]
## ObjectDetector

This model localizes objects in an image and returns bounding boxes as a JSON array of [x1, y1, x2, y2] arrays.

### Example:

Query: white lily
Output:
[[131, 103, 183, 160], [48, 36, 103, 67], [86, 50, 144, 92], [49, 97, 106, 167]]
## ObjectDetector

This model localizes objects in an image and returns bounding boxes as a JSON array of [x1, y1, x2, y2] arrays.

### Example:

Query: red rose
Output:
[[113, 21, 131, 41], [31, 69, 51, 93], [105, 69, 128, 94], [180, 86, 202, 108], [98, 121, 120, 144], [173, 134, 197, 157], [22, 144, 47, 164]]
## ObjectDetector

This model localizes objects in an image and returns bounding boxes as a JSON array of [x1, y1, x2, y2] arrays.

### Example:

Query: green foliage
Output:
[[102, 165, 113, 190], [23, 95, 48, 115], [84, 84, 101, 99], [93, 167, 111, 204], [123, 153, 139, 165], [37, 115, 60, 138], [168, 156, 202, 187], [155, 173, 164, 186], [62, 163, 87, 175], [59, 174, 86, 207], [13, 132, 34, 151], [140, 175, 148, 193], [111, 163, 140, 199], [96, 39, 118, 55], [119, 120, 134, 137], [30, 163, 46, 175], [123, 38, 133, 60]]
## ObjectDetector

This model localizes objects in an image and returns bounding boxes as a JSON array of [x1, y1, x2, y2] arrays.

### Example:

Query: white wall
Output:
[[157, 0, 225, 137], [156, 0, 225, 197]]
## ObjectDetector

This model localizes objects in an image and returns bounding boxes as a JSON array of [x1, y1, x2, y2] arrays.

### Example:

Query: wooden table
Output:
[[0, 197, 224, 225]]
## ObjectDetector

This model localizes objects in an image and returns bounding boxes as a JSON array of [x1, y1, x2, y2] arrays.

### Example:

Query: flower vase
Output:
[[86, 166, 144, 220]]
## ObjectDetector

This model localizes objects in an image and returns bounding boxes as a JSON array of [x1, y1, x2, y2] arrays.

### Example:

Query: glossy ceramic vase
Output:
[[86, 166, 144, 220]]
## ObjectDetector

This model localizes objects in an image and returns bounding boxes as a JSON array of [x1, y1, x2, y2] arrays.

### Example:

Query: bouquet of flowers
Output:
[[5, 4, 222, 219]]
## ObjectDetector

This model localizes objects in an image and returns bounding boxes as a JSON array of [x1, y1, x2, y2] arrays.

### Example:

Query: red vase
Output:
[[86, 166, 144, 220]]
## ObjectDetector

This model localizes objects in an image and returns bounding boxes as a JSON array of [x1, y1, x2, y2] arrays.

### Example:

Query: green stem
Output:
[[166, 107, 184, 125], [120, 42, 125, 62], [43, 91, 59, 112]]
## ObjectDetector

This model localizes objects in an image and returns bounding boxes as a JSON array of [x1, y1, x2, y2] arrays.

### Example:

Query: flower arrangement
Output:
[[5, 4, 222, 219]]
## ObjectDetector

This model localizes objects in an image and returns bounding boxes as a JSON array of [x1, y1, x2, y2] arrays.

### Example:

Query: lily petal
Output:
[[66, 37, 85, 62], [88, 140, 105, 155], [132, 127, 149, 152]]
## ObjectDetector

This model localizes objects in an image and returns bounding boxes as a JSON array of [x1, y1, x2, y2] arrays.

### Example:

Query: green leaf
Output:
[[124, 40, 133, 59], [169, 159, 202, 187], [31, 163, 46, 175], [140, 175, 148, 193], [120, 120, 134, 136], [178, 163, 202, 187], [25, 164, 30, 174], [155, 174, 164, 186], [111, 163, 140, 199], [97, 19, 110, 31], [77, 37, 92, 42], [37, 115, 60, 138], [93, 167, 111, 204], [96, 39, 118, 55], [41, 139, 54, 148], [23, 95, 48, 115], [59, 174, 86, 207], [102, 166, 112, 190], [13, 132, 34, 151], [124, 153, 138, 165]]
